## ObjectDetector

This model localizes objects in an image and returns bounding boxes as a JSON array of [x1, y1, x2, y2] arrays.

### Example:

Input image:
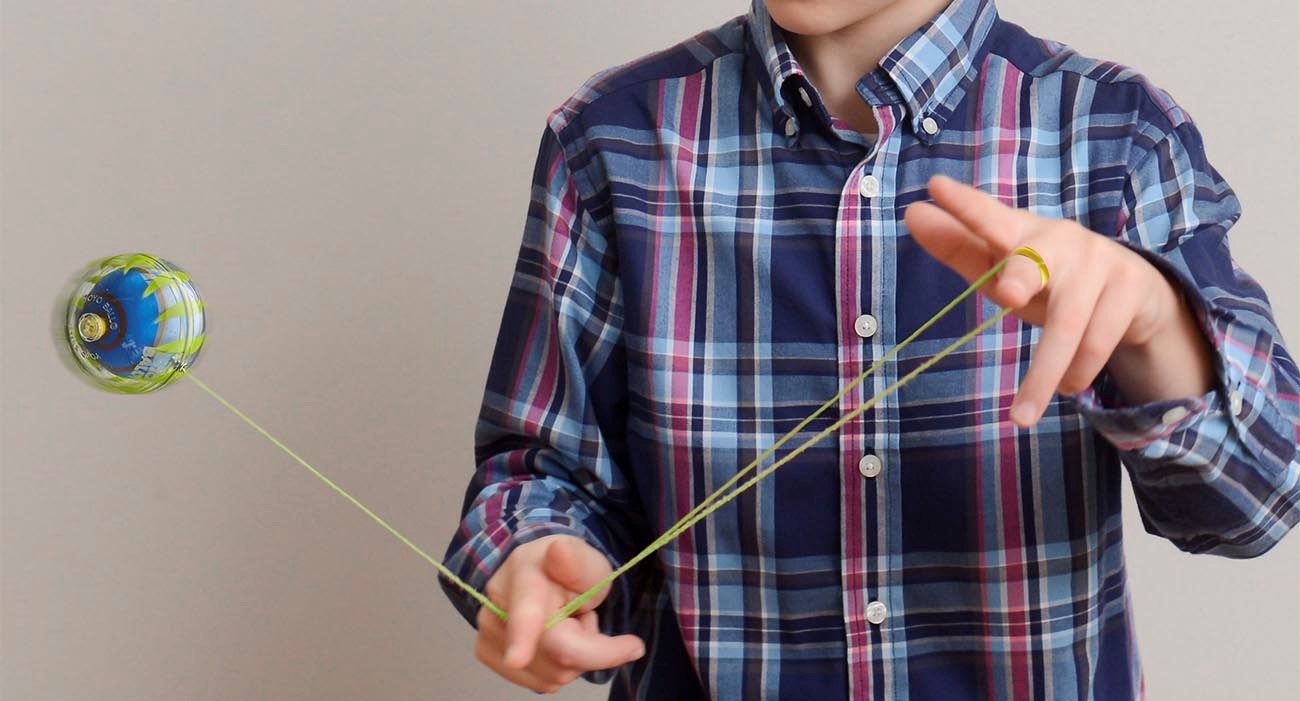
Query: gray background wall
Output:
[[2, 1, 1296, 699]]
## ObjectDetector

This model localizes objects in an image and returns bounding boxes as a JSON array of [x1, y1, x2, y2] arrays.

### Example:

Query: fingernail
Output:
[[1011, 401, 1038, 427], [504, 645, 521, 667]]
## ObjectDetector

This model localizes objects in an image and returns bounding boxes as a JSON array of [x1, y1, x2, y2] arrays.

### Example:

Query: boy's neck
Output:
[[785, 0, 952, 136]]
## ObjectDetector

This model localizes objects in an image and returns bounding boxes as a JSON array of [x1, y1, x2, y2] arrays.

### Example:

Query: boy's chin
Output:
[[765, 0, 892, 37]]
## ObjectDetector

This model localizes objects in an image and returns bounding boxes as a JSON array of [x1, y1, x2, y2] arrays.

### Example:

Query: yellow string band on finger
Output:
[[1012, 245, 1050, 289]]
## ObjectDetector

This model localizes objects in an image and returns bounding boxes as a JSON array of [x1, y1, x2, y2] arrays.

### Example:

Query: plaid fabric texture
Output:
[[443, 1, 1300, 698]]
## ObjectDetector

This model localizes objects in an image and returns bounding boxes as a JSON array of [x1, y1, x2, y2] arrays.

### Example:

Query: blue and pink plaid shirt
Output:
[[443, 1, 1300, 698]]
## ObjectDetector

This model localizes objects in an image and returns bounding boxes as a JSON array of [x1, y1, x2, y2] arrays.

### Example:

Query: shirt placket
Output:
[[837, 103, 903, 701]]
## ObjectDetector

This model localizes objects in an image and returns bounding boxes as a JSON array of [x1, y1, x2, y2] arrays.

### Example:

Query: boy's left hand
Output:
[[904, 175, 1214, 428]]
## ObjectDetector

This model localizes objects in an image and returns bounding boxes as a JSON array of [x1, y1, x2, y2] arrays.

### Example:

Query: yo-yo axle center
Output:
[[77, 313, 108, 342]]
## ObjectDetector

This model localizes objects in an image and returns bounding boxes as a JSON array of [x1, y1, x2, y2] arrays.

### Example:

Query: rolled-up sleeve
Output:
[[1076, 117, 1300, 558]]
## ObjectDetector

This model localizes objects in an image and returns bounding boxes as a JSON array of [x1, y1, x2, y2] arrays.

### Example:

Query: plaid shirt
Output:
[[443, 0, 1300, 698]]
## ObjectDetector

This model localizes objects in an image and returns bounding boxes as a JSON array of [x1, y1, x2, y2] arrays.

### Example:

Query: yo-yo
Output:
[[55, 253, 206, 394]]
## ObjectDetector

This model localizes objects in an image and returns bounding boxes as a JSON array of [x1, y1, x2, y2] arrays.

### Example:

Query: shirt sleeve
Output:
[[1074, 118, 1300, 558], [440, 122, 647, 649]]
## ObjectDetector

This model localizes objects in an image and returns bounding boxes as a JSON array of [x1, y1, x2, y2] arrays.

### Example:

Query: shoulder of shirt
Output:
[[541, 14, 749, 136], [987, 18, 1193, 135]]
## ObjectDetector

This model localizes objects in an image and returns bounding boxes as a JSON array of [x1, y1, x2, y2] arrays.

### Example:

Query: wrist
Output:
[[1107, 272, 1215, 404]]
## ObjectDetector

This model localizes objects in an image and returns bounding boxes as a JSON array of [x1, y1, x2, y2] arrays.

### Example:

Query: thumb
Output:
[[542, 537, 614, 611]]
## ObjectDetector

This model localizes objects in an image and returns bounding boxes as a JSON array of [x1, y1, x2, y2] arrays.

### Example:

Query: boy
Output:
[[443, 0, 1300, 698]]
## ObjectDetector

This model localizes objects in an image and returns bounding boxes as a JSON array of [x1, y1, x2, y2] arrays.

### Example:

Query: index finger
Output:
[[926, 175, 1022, 253]]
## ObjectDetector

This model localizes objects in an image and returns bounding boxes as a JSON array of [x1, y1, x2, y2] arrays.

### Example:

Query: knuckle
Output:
[[1119, 255, 1150, 290], [1096, 236, 1129, 271], [1011, 209, 1038, 234], [550, 646, 577, 669]]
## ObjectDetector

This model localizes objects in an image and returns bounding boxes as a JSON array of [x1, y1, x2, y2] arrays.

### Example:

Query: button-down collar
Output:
[[745, 0, 999, 141]]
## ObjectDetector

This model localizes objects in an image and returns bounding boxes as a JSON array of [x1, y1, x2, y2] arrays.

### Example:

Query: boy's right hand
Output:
[[475, 535, 646, 693]]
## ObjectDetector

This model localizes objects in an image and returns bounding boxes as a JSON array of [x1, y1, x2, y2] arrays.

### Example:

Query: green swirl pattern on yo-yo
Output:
[[55, 253, 206, 394]]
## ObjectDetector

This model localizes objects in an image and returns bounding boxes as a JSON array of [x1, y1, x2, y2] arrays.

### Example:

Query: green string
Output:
[[181, 251, 1035, 632], [182, 371, 508, 621], [543, 303, 1015, 629], [591, 259, 1010, 588]]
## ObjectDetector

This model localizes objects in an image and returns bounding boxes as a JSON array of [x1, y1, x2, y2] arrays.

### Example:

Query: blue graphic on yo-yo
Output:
[[56, 253, 206, 394]]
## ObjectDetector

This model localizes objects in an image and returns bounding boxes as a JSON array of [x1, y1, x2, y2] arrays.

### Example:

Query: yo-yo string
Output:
[[605, 247, 1048, 579], [181, 372, 509, 621], [178, 249, 1045, 631], [602, 255, 1012, 584], [541, 248, 1046, 628], [543, 306, 1016, 628]]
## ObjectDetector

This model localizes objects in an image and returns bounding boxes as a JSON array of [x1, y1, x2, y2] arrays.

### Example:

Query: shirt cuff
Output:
[[1074, 383, 1219, 455], [1080, 242, 1298, 470]]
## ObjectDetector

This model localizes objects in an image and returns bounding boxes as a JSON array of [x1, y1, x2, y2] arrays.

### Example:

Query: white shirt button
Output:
[[797, 86, 813, 107], [865, 601, 888, 625], [859, 174, 881, 199], [921, 116, 940, 135], [784, 119, 798, 137], [1160, 406, 1190, 425], [858, 454, 883, 479], [854, 314, 878, 339], [1230, 390, 1245, 417]]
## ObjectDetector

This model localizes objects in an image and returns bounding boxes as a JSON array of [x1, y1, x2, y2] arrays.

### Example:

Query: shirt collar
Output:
[[745, 0, 999, 140]]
